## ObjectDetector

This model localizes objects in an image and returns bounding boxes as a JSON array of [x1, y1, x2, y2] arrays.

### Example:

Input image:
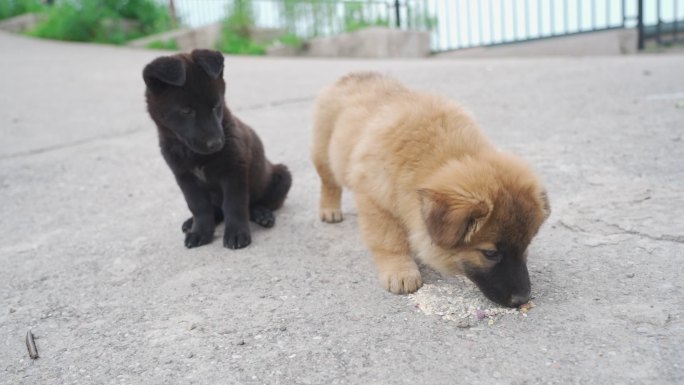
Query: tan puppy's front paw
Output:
[[379, 266, 423, 294], [320, 208, 343, 223]]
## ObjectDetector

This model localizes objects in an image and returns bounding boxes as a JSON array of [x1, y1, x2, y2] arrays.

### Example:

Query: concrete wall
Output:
[[268, 27, 431, 58], [128, 23, 221, 51], [128, 24, 284, 51], [0, 13, 43, 33], [435, 28, 638, 58]]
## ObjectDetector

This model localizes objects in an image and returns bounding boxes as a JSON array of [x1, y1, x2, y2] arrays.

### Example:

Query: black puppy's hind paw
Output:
[[223, 231, 251, 250], [250, 206, 275, 228], [184, 232, 212, 248]]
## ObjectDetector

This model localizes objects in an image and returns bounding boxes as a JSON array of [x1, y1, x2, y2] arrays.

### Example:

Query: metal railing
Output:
[[168, 0, 399, 39], [638, 0, 683, 49], [425, 0, 632, 51], [162, 0, 683, 52]]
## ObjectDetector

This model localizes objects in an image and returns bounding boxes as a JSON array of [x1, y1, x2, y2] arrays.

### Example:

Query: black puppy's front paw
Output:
[[223, 230, 251, 250], [250, 206, 275, 228], [182, 217, 193, 233], [185, 232, 212, 248]]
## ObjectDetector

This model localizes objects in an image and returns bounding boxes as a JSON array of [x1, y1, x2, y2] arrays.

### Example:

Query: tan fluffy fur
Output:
[[311, 72, 550, 294]]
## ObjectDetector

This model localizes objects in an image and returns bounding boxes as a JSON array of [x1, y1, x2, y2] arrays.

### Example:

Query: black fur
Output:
[[143, 49, 292, 249], [464, 243, 531, 307]]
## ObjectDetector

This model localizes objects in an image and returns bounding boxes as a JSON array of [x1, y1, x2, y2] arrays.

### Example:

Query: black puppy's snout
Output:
[[509, 293, 530, 307], [206, 138, 223, 152]]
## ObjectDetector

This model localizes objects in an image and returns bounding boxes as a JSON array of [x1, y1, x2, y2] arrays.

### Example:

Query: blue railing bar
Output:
[[622, 0, 626, 27], [562, 0, 567, 34], [501, 0, 506, 42], [525, 0, 530, 38], [537, 0, 542, 37], [445, 0, 453, 49], [512, 0, 518, 41], [656, 0, 662, 44], [489, 0, 495, 44], [550, 0, 555, 36], [637, 0, 645, 49], [577, 0, 582, 32], [451, 0, 462, 48], [465, 0, 471, 47], [675, 0, 680, 42], [477, 0, 483, 45]]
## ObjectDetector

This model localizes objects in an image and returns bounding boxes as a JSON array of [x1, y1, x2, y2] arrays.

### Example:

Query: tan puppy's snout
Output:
[[465, 257, 531, 308]]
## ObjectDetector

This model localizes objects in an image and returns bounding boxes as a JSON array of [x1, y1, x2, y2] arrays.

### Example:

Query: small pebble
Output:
[[456, 319, 471, 328], [236, 340, 245, 346], [186, 352, 194, 358], [626, 273, 635, 278]]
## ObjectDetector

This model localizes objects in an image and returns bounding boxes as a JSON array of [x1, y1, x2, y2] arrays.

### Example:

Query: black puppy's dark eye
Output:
[[180, 107, 194, 115], [481, 250, 502, 262]]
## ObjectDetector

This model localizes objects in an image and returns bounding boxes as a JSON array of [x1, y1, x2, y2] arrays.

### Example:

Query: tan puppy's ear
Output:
[[419, 189, 491, 249]]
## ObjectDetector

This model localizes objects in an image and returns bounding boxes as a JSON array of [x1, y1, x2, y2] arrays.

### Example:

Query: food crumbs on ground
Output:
[[518, 301, 536, 313], [407, 279, 520, 324], [488, 319, 494, 326]]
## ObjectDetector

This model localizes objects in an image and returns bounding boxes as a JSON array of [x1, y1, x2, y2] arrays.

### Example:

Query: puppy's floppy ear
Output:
[[419, 189, 491, 249], [191, 49, 224, 79], [143, 56, 186, 93]]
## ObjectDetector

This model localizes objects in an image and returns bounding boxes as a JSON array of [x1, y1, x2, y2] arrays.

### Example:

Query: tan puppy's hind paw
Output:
[[380, 266, 423, 294], [320, 208, 343, 223]]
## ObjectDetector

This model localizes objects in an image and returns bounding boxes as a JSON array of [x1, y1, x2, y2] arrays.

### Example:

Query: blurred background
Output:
[[1, 1, 682, 56]]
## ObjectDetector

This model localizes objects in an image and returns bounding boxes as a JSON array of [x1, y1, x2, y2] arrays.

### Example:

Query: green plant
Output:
[[0, 0, 44, 20], [216, 0, 432, 55], [29, 0, 172, 45], [216, 0, 266, 55], [343, 2, 389, 33], [405, 1, 438, 30], [146, 39, 178, 50], [278, 32, 304, 48], [104, 0, 172, 36], [282, 0, 337, 38]]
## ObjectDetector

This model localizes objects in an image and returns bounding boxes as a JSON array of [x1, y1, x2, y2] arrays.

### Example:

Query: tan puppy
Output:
[[311, 72, 550, 307]]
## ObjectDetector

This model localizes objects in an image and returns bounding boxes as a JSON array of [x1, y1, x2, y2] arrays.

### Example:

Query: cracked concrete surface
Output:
[[1, 31, 683, 384]]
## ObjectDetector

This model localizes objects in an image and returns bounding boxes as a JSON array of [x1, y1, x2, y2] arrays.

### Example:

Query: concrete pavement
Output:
[[1, 31, 683, 384]]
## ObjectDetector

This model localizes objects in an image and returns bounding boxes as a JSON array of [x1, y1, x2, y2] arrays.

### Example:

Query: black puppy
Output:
[[143, 49, 291, 249]]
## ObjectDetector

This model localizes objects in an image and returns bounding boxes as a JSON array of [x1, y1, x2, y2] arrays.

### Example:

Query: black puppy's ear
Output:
[[142, 56, 186, 93], [191, 49, 224, 79]]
